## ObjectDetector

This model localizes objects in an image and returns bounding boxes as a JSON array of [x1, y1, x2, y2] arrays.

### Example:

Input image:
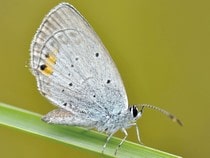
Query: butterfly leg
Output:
[[134, 123, 143, 144], [129, 123, 143, 144], [114, 128, 128, 155], [102, 132, 114, 154]]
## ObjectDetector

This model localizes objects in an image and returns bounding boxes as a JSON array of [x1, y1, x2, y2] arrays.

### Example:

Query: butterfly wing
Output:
[[30, 3, 128, 123], [42, 108, 97, 128]]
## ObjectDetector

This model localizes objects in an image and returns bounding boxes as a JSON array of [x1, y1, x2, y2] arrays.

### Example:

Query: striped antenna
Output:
[[137, 104, 183, 126]]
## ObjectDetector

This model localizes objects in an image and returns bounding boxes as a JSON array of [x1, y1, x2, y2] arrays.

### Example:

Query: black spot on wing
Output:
[[106, 80, 111, 84], [40, 64, 47, 70], [95, 53, 99, 57]]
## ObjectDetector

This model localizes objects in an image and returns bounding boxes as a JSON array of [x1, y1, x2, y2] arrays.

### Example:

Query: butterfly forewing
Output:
[[30, 3, 128, 120]]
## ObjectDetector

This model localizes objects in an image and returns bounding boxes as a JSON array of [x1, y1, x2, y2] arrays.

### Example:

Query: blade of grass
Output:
[[0, 102, 182, 158]]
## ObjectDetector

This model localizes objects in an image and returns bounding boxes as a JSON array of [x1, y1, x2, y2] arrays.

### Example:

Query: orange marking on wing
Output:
[[46, 54, 56, 64], [40, 64, 53, 75], [46, 49, 58, 64]]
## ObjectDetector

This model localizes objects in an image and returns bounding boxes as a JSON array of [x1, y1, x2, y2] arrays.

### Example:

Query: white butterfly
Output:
[[30, 3, 182, 155]]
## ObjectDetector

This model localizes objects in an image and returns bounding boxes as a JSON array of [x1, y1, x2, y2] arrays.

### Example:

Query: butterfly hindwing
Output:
[[30, 3, 128, 122]]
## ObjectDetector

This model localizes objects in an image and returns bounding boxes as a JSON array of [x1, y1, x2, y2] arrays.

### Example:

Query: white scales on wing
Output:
[[30, 3, 182, 155]]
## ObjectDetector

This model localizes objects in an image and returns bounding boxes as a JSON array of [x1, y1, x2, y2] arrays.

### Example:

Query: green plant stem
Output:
[[0, 102, 182, 158]]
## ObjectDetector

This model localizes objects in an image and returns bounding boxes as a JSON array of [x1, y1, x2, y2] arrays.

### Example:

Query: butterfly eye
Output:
[[132, 106, 138, 118]]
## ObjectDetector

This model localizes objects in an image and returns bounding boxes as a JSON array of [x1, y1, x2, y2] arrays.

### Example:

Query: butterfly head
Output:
[[129, 105, 142, 120]]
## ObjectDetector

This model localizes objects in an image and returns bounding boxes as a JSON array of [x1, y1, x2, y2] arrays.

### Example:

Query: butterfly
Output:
[[30, 3, 182, 155]]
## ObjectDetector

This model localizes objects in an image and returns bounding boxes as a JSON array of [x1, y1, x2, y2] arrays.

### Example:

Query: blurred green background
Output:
[[0, 0, 209, 157]]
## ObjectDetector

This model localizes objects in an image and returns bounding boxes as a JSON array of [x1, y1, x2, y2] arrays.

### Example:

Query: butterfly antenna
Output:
[[137, 104, 183, 126]]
